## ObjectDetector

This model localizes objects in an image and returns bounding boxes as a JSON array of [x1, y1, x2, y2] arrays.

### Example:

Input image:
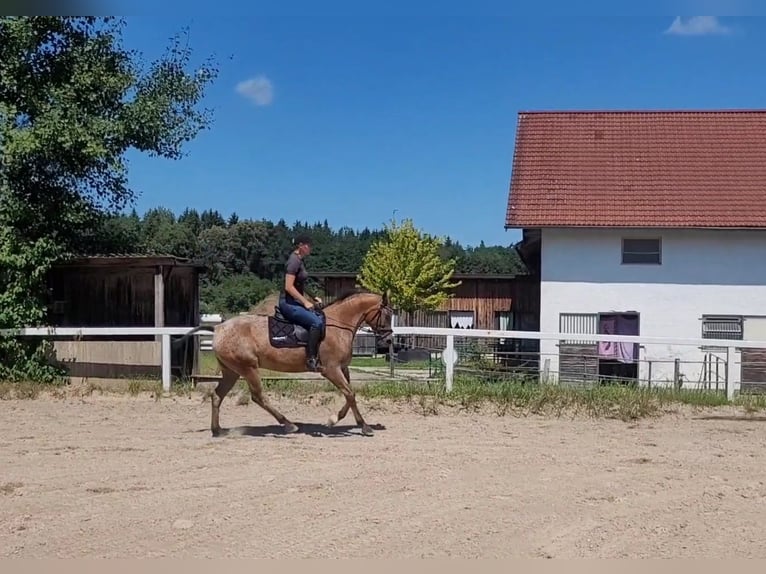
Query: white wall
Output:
[[539, 227, 766, 386]]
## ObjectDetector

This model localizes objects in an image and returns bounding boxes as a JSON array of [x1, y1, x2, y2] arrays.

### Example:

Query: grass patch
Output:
[[4, 371, 766, 422], [348, 356, 431, 370], [348, 376, 766, 421], [0, 380, 47, 400]]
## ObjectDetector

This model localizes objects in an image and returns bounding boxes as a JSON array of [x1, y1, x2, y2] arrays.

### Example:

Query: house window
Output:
[[622, 238, 661, 264], [701, 316, 743, 341], [559, 312, 598, 344]]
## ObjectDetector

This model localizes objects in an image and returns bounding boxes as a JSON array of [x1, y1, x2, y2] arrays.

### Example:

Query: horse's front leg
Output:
[[323, 365, 372, 436], [327, 365, 353, 427]]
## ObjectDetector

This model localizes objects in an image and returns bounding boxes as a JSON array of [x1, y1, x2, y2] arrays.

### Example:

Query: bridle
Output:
[[319, 296, 394, 342], [363, 303, 395, 342]]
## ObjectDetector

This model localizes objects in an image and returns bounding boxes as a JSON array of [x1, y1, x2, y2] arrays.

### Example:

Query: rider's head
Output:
[[293, 234, 312, 257]]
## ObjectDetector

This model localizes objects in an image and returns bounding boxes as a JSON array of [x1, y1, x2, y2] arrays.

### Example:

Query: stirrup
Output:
[[306, 357, 321, 371]]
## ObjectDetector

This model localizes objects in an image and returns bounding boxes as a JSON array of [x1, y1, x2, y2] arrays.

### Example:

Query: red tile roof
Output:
[[504, 110, 766, 229]]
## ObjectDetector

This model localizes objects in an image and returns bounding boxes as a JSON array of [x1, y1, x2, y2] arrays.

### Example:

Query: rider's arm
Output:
[[284, 273, 312, 307], [302, 283, 322, 306]]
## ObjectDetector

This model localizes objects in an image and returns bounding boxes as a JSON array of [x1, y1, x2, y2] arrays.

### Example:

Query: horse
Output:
[[182, 289, 394, 437]]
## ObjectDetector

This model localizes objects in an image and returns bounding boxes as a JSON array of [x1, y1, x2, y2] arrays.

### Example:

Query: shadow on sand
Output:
[[693, 414, 766, 423], [187, 422, 387, 438]]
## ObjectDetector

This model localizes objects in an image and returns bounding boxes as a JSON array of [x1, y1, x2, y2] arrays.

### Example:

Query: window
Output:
[[495, 311, 512, 331], [449, 310, 475, 329], [622, 238, 661, 264], [701, 315, 743, 341], [559, 312, 598, 344]]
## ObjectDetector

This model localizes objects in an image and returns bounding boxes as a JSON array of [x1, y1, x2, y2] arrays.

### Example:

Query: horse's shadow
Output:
[[189, 422, 387, 439], [693, 414, 766, 423]]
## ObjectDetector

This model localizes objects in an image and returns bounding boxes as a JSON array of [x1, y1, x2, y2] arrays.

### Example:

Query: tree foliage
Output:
[[0, 17, 528, 383], [356, 218, 462, 313], [0, 16, 218, 380], [77, 207, 526, 316], [200, 273, 277, 316]]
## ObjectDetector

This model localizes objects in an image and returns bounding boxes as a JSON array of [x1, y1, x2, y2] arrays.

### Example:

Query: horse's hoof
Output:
[[327, 414, 339, 427], [361, 425, 374, 437], [284, 422, 299, 434]]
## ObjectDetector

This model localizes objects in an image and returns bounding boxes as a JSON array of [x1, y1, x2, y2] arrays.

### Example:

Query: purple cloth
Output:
[[598, 316, 618, 358], [598, 314, 638, 363], [616, 315, 639, 363]]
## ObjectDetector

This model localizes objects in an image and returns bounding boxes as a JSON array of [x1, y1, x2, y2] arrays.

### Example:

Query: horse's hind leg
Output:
[[211, 360, 239, 437], [242, 364, 299, 434]]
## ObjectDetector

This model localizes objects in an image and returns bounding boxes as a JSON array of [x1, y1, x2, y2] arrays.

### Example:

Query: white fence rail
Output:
[[0, 327, 204, 393], [393, 326, 766, 399], [3, 325, 766, 399]]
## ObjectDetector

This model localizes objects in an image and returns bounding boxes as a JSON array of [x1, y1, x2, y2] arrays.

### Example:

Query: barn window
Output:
[[621, 238, 661, 264], [495, 311, 512, 331], [701, 316, 743, 341], [448, 310, 474, 329]]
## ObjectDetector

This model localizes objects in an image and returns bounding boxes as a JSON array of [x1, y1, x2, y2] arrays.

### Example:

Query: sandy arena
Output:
[[2, 391, 766, 558]]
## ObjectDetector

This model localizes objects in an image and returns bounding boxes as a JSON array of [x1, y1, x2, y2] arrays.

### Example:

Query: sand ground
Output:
[[2, 391, 766, 558]]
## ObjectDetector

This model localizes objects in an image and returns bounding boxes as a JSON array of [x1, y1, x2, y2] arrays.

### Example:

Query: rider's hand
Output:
[[304, 299, 314, 310]]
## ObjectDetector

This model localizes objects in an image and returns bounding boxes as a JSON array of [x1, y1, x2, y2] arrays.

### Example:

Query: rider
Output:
[[278, 234, 325, 371]]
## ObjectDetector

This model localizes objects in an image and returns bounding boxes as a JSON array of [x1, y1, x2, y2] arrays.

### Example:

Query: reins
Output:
[[319, 294, 393, 341]]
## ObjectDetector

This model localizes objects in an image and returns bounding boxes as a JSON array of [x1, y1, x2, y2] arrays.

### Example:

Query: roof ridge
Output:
[[518, 108, 766, 115]]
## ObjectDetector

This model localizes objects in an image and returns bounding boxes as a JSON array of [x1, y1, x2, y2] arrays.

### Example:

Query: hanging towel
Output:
[[615, 315, 638, 363], [598, 315, 618, 359]]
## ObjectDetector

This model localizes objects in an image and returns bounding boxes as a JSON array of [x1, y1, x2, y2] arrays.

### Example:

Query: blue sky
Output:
[[112, 5, 765, 247]]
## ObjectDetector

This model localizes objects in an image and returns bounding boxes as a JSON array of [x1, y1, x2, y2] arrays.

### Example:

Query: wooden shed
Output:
[[312, 271, 540, 353], [44, 254, 205, 385]]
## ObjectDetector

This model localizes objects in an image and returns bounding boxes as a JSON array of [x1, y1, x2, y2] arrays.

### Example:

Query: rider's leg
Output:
[[278, 300, 324, 371]]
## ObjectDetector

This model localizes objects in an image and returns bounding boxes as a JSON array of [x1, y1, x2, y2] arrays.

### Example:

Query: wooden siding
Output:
[[44, 259, 202, 383], [320, 276, 536, 325], [318, 274, 540, 353], [46, 265, 199, 329]]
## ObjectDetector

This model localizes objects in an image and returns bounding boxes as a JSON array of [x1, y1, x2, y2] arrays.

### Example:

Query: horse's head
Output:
[[361, 291, 394, 346]]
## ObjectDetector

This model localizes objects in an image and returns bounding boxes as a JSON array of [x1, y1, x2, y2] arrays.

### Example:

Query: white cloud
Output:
[[235, 75, 274, 106], [664, 16, 731, 36]]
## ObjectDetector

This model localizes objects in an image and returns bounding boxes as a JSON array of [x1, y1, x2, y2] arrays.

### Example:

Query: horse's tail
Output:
[[171, 324, 216, 347]]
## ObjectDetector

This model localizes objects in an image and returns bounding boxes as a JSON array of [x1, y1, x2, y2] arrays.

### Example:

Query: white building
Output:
[[505, 110, 766, 390]]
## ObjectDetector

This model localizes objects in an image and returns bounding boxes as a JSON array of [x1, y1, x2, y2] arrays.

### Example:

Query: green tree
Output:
[[357, 218, 461, 313], [0, 16, 218, 381], [200, 273, 277, 315]]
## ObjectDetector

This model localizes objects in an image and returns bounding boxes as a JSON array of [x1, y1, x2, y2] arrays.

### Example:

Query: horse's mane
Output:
[[323, 287, 375, 308]]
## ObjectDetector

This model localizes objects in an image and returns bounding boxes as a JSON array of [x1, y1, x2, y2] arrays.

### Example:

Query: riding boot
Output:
[[306, 325, 322, 371]]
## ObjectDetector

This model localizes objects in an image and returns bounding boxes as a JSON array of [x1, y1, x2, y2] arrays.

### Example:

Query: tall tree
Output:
[[357, 218, 461, 313], [0, 16, 218, 381]]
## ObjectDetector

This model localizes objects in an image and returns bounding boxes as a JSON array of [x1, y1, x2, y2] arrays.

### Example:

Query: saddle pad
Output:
[[267, 316, 306, 348]]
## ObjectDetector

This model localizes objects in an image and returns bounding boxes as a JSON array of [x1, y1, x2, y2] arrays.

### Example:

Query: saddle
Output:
[[267, 305, 326, 349]]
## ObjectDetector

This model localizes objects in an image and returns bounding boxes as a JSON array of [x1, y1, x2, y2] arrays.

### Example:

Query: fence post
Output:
[[162, 333, 172, 393], [674, 358, 681, 389], [389, 340, 395, 378], [647, 361, 652, 388], [726, 346, 735, 400], [442, 335, 457, 393]]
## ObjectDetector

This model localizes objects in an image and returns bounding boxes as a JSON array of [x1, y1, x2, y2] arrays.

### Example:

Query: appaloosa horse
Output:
[[183, 289, 393, 437]]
